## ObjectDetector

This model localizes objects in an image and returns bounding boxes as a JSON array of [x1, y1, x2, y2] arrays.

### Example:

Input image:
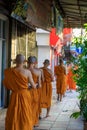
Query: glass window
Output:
[[11, 19, 36, 64], [0, 20, 1, 38], [2, 21, 6, 39]]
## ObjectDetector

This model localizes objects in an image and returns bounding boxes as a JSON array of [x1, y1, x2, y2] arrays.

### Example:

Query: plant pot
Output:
[[84, 121, 87, 130]]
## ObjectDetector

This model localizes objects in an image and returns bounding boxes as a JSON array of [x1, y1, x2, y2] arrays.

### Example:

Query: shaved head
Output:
[[59, 59, 63, 64], [43, 59, 50, 65], [28, 56, 37, 64], [16, 54, 25, 64]]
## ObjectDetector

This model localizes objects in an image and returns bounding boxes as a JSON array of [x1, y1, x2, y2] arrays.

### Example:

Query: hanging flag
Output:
[[49, 28, 59, 47], [63, 28, 72, 45]]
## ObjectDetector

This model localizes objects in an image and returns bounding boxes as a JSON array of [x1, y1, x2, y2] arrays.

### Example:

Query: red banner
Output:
[[63, 28, 72, 45], [49, 28, 59, 47]]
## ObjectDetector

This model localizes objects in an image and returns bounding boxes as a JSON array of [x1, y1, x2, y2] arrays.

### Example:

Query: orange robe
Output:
[[37, 87, 42, 115], [67, 68, 76, 90], [54, 65, 66, 95], [30, 73, 39, 126], [3, 68, 33, 130], [41, 68, 52, 108]]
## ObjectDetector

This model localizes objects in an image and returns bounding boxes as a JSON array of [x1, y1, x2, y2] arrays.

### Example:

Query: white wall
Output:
[[36, 29, 50, 46], [36, 29, 50, 67], [38, 46, 50, 67]]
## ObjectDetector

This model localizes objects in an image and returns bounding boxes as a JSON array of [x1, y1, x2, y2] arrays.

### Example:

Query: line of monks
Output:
[[55, 60, 76, 102], [3, 54, 76, 130]]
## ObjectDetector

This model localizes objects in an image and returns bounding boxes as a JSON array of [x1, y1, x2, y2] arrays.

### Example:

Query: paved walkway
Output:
[[0, 83, 84, 130]]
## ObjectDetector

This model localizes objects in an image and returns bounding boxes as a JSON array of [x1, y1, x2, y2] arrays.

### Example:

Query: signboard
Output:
[[76, 47, 83, 54], [63, 28, 72, 45], [70, 45, 83, 54], [70, 45, 76, 51]]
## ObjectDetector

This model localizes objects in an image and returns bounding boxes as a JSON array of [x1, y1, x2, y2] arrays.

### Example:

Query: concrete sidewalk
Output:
[[34, 85, 83, 130], [0, 85, 84, 130]]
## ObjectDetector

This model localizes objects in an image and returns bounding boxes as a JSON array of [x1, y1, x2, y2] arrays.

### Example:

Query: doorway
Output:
[[0, 19, 6, 107]]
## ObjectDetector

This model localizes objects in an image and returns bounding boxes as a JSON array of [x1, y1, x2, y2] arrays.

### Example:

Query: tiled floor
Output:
[[0, 83, 84, 130], [33, 83, 83, 130]]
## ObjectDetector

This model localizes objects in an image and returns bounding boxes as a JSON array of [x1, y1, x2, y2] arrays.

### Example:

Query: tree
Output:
[[70, 25, 87, 123]]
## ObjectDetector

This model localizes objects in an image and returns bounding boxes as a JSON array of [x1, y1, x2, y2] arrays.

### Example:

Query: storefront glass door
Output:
[[0, 19, 6, 107]]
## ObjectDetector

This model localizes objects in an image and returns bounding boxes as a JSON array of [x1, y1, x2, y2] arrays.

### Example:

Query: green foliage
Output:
[[82, 104, 87, 121], [70, 112, 81, 119], [71, 25, 87, 121], [80, 97, 87, 121]]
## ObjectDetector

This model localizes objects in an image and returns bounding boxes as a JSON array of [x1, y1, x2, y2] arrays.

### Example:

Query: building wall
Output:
[[36, 29, 50, 67], [38, 46, 50, 67], [36, 29, 50, 46]]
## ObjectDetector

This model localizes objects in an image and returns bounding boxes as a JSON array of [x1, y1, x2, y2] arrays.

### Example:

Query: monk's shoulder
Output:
[[39, 67, 44, 70], [24, 68, 32, 76], [35, 68, 40, 72], [38, 68, 42, 74], [34, 68, 41, 76], [47, 68, 53, 75], [54, 65, 59, 70], [4, 67, 12, 74], [62, 66, 66, 70], [55, 65, 58, 68], [48, 68, 52, 72]]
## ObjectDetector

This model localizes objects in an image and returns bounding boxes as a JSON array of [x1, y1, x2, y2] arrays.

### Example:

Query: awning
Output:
[[55, 0, 87, 28]]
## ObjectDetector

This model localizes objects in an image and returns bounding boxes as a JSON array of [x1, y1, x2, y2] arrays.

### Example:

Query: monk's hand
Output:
[[28, 83, 32, 89], [36, 83, 39, 88]]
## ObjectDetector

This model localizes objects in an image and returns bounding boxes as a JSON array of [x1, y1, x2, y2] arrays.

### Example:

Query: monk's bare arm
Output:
[[64, 67, 66, 75], [51, 70, 54, 81], [38, 71, 42, 88], [48, 69, 54, 81], [27, 70, 36, 88], [40, 69, 44, 82]]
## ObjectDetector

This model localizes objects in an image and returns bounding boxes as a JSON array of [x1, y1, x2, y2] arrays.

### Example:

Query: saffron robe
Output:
[[37, 87, 42, 115], [55, 65, 66, 95], [30, 72, 39, 126], [3, 68, 33, 130], [67, 68, 76, 90], [41, 68, 52, 108]]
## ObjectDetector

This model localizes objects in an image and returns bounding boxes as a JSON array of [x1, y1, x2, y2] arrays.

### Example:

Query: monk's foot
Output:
[[69, 90, 72, 93], [34, 124, 39, 127], [45, 115, 50, 118], [63, 94, 66, 97], [60, 99, 62, 102], [57, 96, 59, 101], [39, 116, 42, 120]]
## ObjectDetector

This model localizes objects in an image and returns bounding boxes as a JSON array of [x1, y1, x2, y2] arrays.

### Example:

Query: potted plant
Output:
[[70, 25, 87, 130]]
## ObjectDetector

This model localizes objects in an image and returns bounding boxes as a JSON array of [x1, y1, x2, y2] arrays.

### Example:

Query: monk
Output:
[[32, 56, 43, 119], [3, 54, 37, 130], [40, 59, 54, 117], [27, 56, 42, 127], [54, 59, 66, 102], [67, 63, 76, 91]]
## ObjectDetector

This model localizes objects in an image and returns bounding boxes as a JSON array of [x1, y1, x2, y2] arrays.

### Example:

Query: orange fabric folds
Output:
[[67, 68, 76, 90], [41, 68, 52, 108], [3, 68, 33, 130], [55, 66, 66, 95], [30, 73, 39, 126]]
